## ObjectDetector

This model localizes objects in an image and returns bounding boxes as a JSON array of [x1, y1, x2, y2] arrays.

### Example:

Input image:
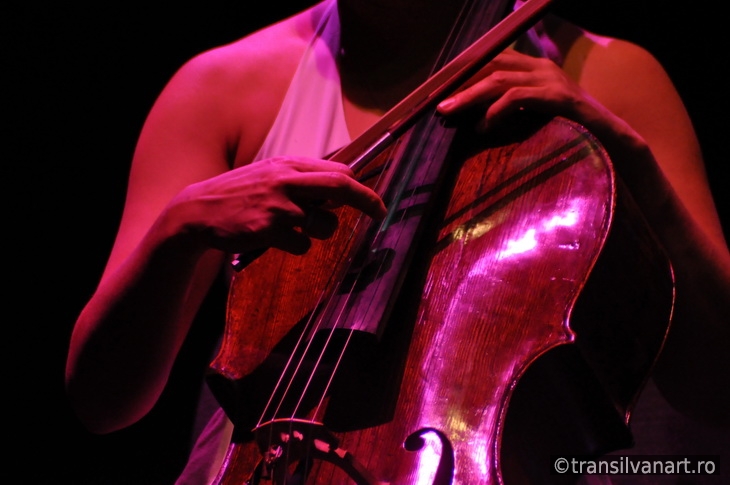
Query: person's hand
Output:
[[437, 48, 605, 133], [164, 157, 387, 256]]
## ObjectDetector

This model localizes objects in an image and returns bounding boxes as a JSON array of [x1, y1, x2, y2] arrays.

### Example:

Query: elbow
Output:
[[65, 366, 153, 435]]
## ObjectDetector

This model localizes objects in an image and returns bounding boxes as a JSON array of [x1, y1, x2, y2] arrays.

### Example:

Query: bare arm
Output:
[[576, 38, 730, 424], [65, 11, 386, 434], [65, 49, 246, 433]]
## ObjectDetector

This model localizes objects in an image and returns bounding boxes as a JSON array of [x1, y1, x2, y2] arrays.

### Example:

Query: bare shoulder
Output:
[[545, 16, 677, 117], [181, 5, 324, 90], [544, 17, 729, 248], [148, 2, 330, 166]]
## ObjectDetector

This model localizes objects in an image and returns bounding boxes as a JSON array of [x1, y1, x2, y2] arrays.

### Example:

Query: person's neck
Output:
[[336, 0, 469, 112]]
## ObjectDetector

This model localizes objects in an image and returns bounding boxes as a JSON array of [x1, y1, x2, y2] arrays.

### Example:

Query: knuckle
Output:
[[490, 71, 510, 85], [535, 57, 554, 70], [324, 170, 351, 188]]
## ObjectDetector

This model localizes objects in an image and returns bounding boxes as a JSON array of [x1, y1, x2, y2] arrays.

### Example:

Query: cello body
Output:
[[207, 116, 675, 484]]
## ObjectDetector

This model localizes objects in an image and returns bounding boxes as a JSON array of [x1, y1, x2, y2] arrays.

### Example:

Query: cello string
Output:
[[249, 151, 392, 427], [250, 206, 388, 476], [300, 0, 482, 421], [255, 0, 482, 450], [254, 161, 396, 427]]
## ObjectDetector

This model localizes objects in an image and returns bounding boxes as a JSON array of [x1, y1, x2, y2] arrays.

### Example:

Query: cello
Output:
[[207, 0, 675, 482]]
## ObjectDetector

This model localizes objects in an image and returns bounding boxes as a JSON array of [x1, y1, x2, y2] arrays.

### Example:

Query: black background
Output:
[[8, 1, 728, 483]]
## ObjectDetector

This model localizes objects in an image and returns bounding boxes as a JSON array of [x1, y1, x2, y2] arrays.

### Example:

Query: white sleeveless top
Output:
[[252, 0, 349, 163]]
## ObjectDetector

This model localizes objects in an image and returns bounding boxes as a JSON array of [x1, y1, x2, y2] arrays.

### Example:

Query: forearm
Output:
[[652, 224, 730, 425], [590, 114, 730, 311], [590, 116, 730, 423], [65, 224, 225, 434]]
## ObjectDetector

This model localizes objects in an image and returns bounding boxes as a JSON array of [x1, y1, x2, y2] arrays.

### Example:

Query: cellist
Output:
[[65, 0, 730, 483]]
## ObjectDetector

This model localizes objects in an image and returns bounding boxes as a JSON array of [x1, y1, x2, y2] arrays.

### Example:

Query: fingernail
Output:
[[437, 98, 454, 111]]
